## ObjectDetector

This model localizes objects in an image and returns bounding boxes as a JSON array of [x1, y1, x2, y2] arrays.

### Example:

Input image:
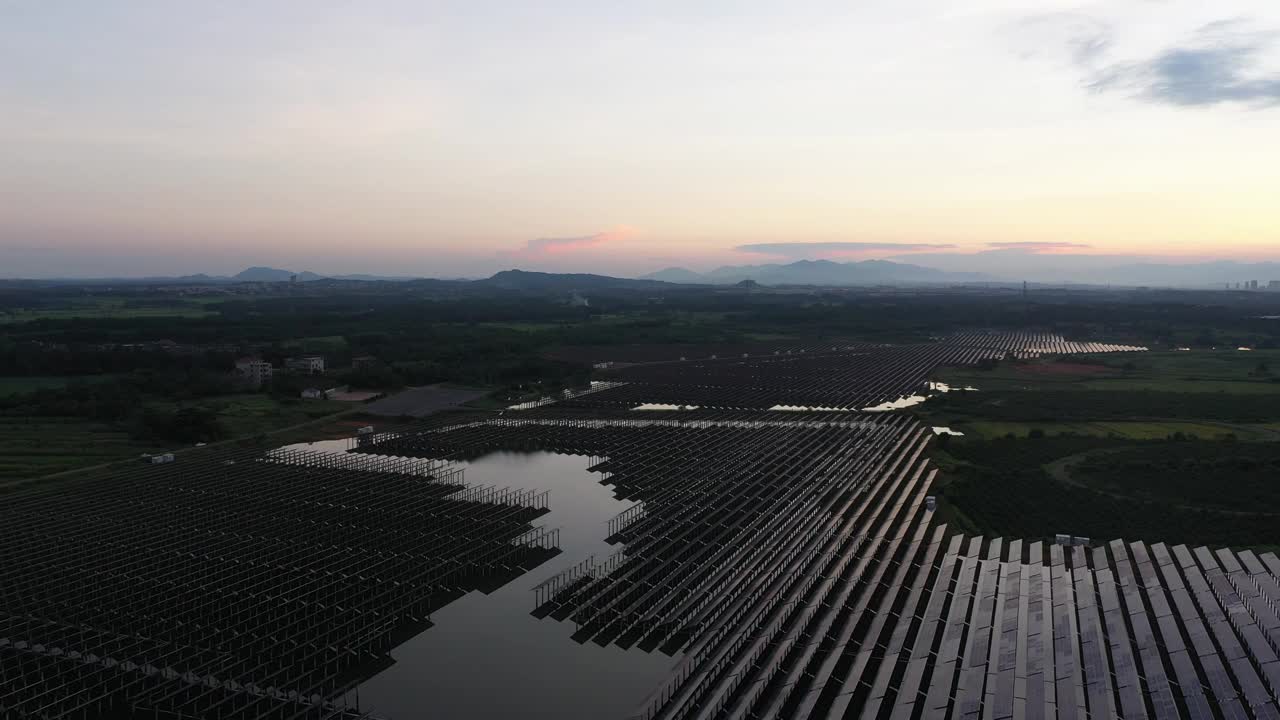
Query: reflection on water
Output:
[[508, 381, 626, 410], [356, 451, 677, 720], [862, 395, 929, 412], [861, 381, 979, 412], [283, 438, 351, 453]]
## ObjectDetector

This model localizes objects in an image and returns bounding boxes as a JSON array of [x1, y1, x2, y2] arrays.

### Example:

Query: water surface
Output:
[[355, 451, 677, 720]]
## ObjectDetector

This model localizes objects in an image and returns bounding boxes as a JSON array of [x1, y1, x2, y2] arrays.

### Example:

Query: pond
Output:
[[350, 451, 678, 720]]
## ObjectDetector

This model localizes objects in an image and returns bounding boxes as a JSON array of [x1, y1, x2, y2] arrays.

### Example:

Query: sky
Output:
[[1, 0, 1279, 279]]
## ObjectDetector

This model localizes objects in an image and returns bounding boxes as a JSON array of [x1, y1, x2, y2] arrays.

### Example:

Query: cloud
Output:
[[734, 242, 957, 259], [1015, 14, 1280, 109], [1086, 19, 1280, 108], [505, 226, 637, 257], [1009, 13, 1113, 67], [986, 242, 1092, 252]]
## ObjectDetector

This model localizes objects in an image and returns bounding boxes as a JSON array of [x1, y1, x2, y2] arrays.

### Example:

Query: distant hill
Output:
[[1100, 261, 1280, 287], [233, 267, 326, 282], [644, 267, 709, 284], [479, 269, 676, 291], [643, 259, 990, 286], [885, 253, 1280, 287]]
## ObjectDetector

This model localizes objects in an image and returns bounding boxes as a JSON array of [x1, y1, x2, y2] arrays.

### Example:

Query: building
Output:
[[352, 355, 380, 371], [301, 384, 348, 400], [1270, 280, 1280, 290], [285, 355, 325, 374], [234, 357, 273, 388]]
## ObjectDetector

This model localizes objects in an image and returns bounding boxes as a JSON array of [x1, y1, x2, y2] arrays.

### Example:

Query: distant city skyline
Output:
[[2, 1, 1278, 278]]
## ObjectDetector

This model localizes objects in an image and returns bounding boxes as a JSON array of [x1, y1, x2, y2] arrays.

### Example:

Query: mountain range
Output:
[[147, 267, 421, 284], [11, 259, 1280, 290], [478, 269, 674, 291]]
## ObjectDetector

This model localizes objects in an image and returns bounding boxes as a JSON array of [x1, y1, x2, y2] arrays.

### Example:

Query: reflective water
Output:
[[861, 381, 978, 412], [768, 405, 852, 412], [355, 451, 677, 720], [861, 395, 928, 412]]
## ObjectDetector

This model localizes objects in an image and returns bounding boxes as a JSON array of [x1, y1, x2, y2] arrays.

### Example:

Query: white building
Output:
[[235, 358, 273, 388], [286, 355, 326, 374], [301, 384, 348, 400]]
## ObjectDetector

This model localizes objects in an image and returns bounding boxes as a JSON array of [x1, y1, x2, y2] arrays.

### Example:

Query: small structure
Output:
[[234, 357, 273, 388], [285, 355, 325, 374], [352, 355, 380, 371], [301, 384, 349, 400]]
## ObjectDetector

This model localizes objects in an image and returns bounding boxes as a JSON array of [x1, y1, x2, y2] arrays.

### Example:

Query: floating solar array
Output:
[[0, 447, 558, 719], [578, 345, 1000, 410], [543, 341, 891, 365], [943, 332, 1149, 358], [357, 406, 1280, 720], [573, 333, 1145, 410], [13, 331, 1268, 720]]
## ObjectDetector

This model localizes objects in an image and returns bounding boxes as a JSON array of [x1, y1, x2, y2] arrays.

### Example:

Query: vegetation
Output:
[[1071, 443, 1280, 513], [6, 279, 1280, 513], [934, 436, 1280, 549], [925, 349, 1280, 549]]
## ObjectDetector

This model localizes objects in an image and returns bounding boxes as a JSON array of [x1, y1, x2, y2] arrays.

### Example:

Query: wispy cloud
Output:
[[987, 242, 1092, 252], [1018, 14, 1280, 109], [1089, 23, 1280, 107], [735, 242, 957, 260], [504, 226, 638, 257], [1008, 13, 1113, 67]]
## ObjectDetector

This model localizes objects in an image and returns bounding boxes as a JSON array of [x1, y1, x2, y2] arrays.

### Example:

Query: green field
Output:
[[0, 375, 118, 397], [209, 395, 350, 438], [0, 416, 163, 483], [955, 419, 1277, 441], [0, 395, 352, 484], [939, 350, 1280, 394], [925, 348, 1280, 548], [476, 322, 566, 332], [289, 335, 350, 353], [0, 298, 217, 323]]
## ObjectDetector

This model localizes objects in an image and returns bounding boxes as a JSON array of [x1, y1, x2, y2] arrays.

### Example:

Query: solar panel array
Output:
[[358, 407, 1280, 720], [575, 333, 1144, 410], [942, 332, 1148, 358], [13, 331, 1273, 720], [0, 447, 557, 719]]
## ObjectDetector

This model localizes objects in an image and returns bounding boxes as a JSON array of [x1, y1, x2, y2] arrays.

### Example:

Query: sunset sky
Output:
[[2, 1, 1278, 278]]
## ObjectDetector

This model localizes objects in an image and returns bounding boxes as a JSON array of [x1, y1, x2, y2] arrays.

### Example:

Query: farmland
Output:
[[0, 416, 161, 484], [924, 349, 1280, 548], [0, 297, 218, 323], [0, 395, 352, 483], [0, 375, 115, 397]]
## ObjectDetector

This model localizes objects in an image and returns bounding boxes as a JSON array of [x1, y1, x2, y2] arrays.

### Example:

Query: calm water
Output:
[[351, 451, 678, 720]]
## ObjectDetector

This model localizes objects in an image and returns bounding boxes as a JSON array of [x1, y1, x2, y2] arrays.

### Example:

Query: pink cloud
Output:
[[509, 226, 638, 257], [734, 242, 958, 261], [986, 241, 1092, 252]]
